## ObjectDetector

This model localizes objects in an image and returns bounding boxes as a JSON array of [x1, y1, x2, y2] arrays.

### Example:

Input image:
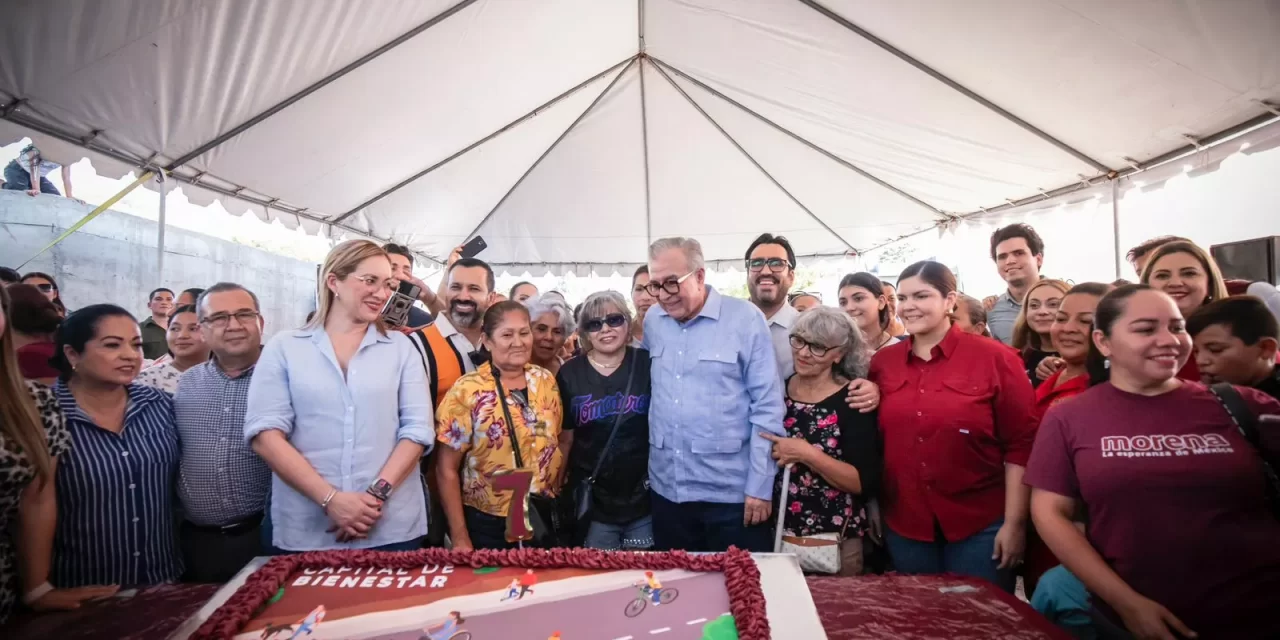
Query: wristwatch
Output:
[[367, 478, 393, 502]]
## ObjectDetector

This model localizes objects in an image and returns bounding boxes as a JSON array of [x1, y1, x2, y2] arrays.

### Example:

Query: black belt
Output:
[[184, 512, 264, 535]]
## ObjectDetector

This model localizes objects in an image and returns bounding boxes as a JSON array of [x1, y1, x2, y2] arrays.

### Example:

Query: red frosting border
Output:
[[191, 546, 770, 639]]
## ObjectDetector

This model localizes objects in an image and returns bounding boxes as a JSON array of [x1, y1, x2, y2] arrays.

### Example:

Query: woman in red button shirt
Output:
[[870, 261, 1036, 592], [1140, 240, 1227, 383]]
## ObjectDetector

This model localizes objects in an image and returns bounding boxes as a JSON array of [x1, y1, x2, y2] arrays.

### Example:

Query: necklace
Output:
[[875, 332, 894, 350], [588, 355, 622, 369]]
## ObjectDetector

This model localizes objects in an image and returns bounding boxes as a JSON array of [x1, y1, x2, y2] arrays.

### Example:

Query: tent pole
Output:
[[649, 62, 859, 254], [1111, 180, 1122, 279], [639, 57, 654, 248], [333, 56, 636, 224], [156, 172, 167, 282], [460, 59, 639, 243], [796, 0, 1112, 174], [650, 57, 948, 220], [163, 0, 479, 172]]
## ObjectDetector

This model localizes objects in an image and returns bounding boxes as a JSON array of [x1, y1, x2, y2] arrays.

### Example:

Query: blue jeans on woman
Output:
[[583, 514, 654, 550], [884, 519, 1015, 592]]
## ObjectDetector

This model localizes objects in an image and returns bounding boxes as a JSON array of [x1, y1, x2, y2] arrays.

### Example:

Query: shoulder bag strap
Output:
[[490, 365, 525, 469], [583, 349, 638, 485], [1209, 382, 1280, 505]]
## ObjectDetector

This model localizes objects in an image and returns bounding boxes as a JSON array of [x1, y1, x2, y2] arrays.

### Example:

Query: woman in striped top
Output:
[[48, 305, 184, 587]]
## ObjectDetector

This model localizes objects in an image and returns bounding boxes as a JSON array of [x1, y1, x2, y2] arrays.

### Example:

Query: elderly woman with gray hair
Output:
[[555, 291, 653, 550], [524, 293, 576, 376], [762, 306, 882, 575]]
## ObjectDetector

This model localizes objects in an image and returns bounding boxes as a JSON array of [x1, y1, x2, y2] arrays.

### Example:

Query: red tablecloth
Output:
[[1, 583, 218, 640], [809, 573, 1073, 640]]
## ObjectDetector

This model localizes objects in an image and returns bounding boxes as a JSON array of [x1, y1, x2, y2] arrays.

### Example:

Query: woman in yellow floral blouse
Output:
[[436, 301, 565, 550]]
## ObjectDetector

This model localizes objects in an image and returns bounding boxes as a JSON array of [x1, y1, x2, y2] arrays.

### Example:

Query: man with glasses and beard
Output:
[[743, 234, 879, 412], [407, 257, 496, 546], [642, 236, 785, 552]]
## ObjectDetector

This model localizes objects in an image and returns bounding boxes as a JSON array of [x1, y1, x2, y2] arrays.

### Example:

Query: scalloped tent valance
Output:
[[3, 0, 1278, 275]]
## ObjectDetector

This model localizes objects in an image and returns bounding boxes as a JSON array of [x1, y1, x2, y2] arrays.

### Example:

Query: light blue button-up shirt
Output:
[[643, 286, 786, 503], [244, 325, 433, 551]]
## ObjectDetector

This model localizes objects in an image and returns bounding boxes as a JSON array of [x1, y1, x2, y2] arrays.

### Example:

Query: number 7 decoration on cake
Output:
[[490, 468, 535, 543]]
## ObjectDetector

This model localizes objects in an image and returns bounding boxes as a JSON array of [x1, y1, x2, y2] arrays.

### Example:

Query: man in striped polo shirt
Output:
[[173, 283, 271, 582]]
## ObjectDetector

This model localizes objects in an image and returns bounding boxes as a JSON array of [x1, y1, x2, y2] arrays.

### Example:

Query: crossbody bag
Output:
[[1208, 382, 1280, 520], [573, 351, 637, 522], [772, 464, 858, 575], [492, 367, 567, 547]]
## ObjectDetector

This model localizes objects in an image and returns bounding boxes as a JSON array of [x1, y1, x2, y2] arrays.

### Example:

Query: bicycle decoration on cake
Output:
[[625, 571, 680, 617]]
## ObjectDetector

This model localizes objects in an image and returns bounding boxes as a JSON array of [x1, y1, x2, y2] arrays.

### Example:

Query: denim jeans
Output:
[[583, 514, 654, 551], [883, 519, 1014, 592], [3, 161, 59, 194], [1032, 565, 1096, 639], [463, 506, 518, 550], [650, 491, 771, 552]]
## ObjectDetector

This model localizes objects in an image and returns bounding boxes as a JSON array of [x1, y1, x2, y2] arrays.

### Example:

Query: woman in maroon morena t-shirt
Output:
[[870, 261, 1036, 593], [1026, 285, 1280, 640]]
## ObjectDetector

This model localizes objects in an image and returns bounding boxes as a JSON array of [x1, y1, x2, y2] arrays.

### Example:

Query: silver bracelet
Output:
[[23, 581, 54, 605], [320, 489, 337, 512]]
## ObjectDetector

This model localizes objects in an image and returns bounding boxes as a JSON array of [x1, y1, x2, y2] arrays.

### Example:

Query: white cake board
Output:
[[169, 553, 826, 639]]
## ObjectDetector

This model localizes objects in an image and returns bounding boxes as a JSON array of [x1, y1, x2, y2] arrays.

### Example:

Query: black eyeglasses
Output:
[[746, 257, 792, 273], [200, 310, 261, 329], [789, 335, 835, 357], [583, 313, 627, 333], [642, 271, 696, 296]]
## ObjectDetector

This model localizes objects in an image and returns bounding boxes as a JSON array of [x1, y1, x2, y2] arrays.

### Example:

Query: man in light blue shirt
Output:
[[642, 237, 785, 552]]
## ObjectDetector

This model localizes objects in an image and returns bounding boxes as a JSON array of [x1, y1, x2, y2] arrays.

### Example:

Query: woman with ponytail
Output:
[[0, 288, 118, 622], [1026, 285, 1280, 639]]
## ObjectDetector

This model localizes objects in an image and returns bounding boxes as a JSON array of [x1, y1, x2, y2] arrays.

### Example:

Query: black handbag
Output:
[[1208, 382, 1280, 520], [492, 367, 567, 547], [573, 351, 637, 522]]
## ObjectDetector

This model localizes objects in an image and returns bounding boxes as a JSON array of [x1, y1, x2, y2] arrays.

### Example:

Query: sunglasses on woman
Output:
[[34, 283, 57, 293], [583, 313, 627, 333]]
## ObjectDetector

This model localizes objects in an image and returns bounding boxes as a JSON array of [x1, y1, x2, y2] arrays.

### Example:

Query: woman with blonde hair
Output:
[[1140, 240, 1229, 382], [246, 239, 432, 552], [1012, 279, 1069, 387], [0, 287, 118, 622]]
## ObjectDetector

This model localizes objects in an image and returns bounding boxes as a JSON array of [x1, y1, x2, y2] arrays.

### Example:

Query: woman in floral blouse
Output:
[[436, 301, 565, 550], [764, 306, 882, 575]]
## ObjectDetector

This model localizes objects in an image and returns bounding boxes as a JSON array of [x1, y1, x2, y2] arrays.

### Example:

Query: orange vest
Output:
[[410, 324, 466, 408]]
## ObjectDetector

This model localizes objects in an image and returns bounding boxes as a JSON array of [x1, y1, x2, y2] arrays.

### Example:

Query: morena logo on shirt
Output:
[[1099, 433, 1234, 458]]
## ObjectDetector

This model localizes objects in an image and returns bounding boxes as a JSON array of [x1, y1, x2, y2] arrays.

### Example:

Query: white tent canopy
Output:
[[3, 0, 1278, 274]]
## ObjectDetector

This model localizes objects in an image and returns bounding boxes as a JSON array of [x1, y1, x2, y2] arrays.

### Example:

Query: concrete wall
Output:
[[0, 190, 317, 335]]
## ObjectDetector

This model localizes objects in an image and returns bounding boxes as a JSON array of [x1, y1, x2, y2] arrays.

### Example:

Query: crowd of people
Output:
[[1, 223, 1278, 640]]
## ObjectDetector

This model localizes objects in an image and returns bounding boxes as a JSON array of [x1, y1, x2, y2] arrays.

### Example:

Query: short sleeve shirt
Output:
[[435, 363, 564, 517], [986, 291, 1020, 346], [556, 348, 652, 524], [1025, 381, 1280, 637]]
